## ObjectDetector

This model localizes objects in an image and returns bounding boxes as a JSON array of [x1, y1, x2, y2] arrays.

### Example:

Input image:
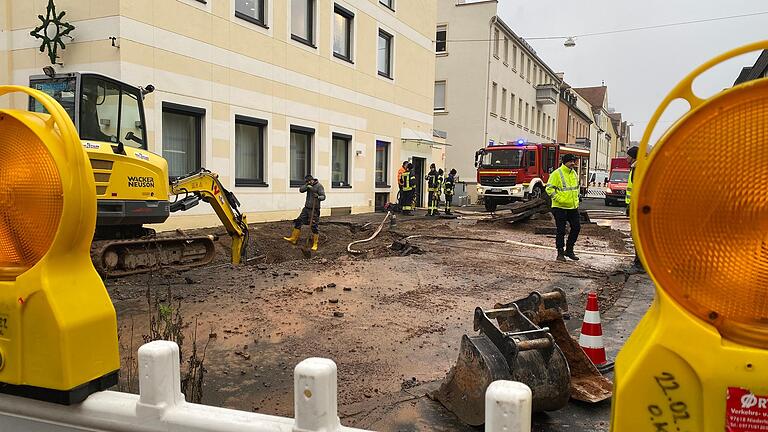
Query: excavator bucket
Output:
[[431, 304, 571, 426], [495, 288, 613, 403]]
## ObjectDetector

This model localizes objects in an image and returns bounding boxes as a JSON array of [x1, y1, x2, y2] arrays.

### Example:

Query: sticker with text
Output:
[[726, 387, 768, 431]]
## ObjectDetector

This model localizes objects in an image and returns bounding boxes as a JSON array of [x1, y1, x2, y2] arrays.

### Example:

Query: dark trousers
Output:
[[400, 189, 414, 212], [427, 190, 439, 214], [552, 207, 580, 252], [444, 194, 453, 212], [294, 206, 320, 233]]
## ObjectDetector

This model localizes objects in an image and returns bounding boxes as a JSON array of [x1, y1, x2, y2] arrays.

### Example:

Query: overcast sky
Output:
[[497, 0, 767, 143]]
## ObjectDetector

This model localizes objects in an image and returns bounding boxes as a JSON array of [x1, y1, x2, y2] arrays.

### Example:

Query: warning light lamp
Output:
[[517, 139, 525, 145], [610, 40, 768, 431], [0, 86, 119, 404]]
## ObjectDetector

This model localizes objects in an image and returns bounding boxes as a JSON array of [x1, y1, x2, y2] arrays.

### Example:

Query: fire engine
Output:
[[604, 157, 631, 206], [474, 140, 589, 212]]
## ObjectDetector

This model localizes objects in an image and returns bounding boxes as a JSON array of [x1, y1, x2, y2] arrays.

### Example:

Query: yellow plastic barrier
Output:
[[610, 41, 768, 431], [0, 86, 119, 404]]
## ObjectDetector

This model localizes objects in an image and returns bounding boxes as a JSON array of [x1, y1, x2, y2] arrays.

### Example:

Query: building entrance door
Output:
[[411, 157, 426, 208]]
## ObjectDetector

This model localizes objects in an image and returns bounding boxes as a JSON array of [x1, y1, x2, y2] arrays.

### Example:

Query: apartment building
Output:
[[573, 85, 616, 173], [557, 80, 593, 147], [608, 111, 630, 157], [434, 0, 561, 187], [1, 0, 443, 229]]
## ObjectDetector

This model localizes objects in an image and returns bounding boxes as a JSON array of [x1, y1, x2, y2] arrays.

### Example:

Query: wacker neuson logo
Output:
[[128, 176, 155, 188]]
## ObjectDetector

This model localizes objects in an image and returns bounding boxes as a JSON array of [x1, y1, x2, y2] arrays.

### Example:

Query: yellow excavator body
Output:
[[27, 71, 247, 276]]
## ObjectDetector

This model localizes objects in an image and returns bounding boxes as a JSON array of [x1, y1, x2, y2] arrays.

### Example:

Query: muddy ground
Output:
[[105, 205, 635, 430]]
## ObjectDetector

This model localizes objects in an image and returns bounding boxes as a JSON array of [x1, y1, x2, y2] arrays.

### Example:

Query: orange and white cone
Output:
[[579, 291, 607, 366]]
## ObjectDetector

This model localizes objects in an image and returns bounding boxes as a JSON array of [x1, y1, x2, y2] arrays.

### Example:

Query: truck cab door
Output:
[[526, 150, 538, 177], [540, 144, 557, 182]]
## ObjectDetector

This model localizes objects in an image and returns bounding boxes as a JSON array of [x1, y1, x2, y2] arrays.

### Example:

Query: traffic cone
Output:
[[579, 291, 607, 366]]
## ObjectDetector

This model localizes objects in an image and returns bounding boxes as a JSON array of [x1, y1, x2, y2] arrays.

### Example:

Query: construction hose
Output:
[[404, 234, 634, 258], [347, 211, 392, 254]]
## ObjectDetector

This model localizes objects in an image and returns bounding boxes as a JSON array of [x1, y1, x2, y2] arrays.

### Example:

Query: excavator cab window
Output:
[[29, 73, 147, 150], [80, 76, 146, 149], [80, 78, 118, 143], [29, 77, 77, 120]]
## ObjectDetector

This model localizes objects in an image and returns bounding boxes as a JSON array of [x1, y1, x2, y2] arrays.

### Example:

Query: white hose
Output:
[[347, 211, 392, 254], [405, 234, 633, 257]]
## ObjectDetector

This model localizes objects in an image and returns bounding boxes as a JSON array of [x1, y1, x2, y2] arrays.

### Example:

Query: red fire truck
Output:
[[604, 157, 631, 206], [475, 141, 589, 212]]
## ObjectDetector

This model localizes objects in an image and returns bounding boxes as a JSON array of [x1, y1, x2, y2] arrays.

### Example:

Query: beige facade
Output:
[[1, 0, 443, 230], [574, 85, 615, 173], [557, 83, 592, 146], [434, 0, 561, 186], [609, 112, 630, 157]]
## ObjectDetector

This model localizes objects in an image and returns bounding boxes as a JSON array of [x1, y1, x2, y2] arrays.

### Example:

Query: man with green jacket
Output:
[[546, 154, 581, 262], [624, 146, 645, 273]]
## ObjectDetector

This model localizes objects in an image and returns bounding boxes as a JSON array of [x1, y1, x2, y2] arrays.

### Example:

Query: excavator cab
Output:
[[29, 72, 170, 228], [28, 71, 248, 276]]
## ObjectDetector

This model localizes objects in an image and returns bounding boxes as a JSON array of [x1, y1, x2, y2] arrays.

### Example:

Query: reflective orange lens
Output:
[[636, 80, 768, 349], [0, 113, 63, 277]]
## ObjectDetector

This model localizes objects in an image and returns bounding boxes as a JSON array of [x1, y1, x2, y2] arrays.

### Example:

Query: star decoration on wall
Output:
[[30, 0, 75, 65]]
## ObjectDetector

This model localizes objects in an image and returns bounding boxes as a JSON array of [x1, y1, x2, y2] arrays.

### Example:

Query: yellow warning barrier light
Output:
[[0, 86, 119, 404], [610, 40, 768, 431]]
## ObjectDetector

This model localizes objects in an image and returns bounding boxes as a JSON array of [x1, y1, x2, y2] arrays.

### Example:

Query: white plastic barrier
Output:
[[485, 381, 533, 432], [0, 341, 533, 432]]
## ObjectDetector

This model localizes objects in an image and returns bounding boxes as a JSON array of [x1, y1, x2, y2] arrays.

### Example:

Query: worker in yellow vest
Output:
[[624, 146, 645, 273], [426, 163, 440, 216], [545, 154, 581, 262], [400, 163, 416, 216]]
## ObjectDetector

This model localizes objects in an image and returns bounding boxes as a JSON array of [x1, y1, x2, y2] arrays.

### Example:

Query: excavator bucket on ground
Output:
[[495, 289, 613, 403], [431, 303, 571, 426], [432, 288, 612, 426]]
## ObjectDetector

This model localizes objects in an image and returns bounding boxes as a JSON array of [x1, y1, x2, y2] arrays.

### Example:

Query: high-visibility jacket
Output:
[[437, 174, 444, 193], [401, 171, 416, 191], [444, 175, 455, 196], [625, 163, 635, 205], [545, 164, 580, 210], [397, 167, 406, 187], [426, 170, 439, 192]]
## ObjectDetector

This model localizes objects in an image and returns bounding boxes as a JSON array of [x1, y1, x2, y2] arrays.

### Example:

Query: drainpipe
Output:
[[483, 16, 497, 151]]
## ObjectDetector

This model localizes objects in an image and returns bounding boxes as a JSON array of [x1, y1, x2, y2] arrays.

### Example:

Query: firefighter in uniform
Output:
[[545, 154, 581, 262], [400, 163, 416, 215], [624, 146, 645, 273], [426, 164, 439, 216], [443, 169, 456, 215], [396, 160, 408, 212], [437, 168, 445, 212]]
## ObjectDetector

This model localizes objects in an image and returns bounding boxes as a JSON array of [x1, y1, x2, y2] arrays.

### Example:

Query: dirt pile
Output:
[[106, 206, 642, 430]]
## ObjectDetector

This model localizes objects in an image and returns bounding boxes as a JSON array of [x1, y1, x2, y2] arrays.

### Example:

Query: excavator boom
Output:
[[170, 169, 249, 265]]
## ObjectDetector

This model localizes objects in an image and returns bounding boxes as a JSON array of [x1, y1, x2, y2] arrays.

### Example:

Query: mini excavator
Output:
[[27, 70, 248, 276]]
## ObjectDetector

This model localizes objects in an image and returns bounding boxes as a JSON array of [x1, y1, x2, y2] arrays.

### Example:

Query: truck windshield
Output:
[[610, 171, 630, 182], [481, 149, 524, 168]]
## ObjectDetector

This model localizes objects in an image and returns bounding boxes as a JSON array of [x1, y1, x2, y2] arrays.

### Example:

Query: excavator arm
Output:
[[169, 169, 249, 264]]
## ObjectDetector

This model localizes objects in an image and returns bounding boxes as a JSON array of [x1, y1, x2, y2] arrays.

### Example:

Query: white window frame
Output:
[[434, 80, 446, 112], [436, 24, 447, 54]]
